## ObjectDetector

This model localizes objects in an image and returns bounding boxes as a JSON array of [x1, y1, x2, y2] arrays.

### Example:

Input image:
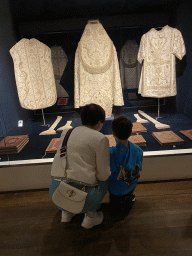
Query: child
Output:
[[108, 114, 143, 214]]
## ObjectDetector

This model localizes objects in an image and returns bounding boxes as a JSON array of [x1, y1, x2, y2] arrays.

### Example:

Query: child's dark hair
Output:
[[80, 103, 105, 126], [112, 115, 133, 140]]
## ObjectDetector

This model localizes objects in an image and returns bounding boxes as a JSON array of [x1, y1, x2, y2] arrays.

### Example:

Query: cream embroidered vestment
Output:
[[137, 26, 186, 98], [10, 38, 57, 110], [75, 23, 124, 118]]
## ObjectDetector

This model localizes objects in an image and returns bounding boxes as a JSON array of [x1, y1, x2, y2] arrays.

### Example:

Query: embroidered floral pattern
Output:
[[137, 26, 186, 98], [75, 23, 124, 118], [10, 38, 57, 110]]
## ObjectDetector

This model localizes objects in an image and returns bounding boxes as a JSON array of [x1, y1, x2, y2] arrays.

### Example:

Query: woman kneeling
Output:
[[49, 103, 111, 229]]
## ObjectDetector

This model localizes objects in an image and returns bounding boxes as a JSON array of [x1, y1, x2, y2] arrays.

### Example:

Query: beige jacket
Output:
[[58, 126, 111, 184]]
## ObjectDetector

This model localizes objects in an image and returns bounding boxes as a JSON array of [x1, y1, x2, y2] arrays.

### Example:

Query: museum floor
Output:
[[0, 180, 192, 256]]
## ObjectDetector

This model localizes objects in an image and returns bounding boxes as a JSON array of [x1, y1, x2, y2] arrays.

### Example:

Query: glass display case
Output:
[[1, 0, 192, 192], [0, 25, 191, 166]]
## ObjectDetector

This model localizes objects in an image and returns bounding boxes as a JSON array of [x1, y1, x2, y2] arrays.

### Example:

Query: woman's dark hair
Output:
[[80, 103, 105, 126], [112, 114, 133, 140]]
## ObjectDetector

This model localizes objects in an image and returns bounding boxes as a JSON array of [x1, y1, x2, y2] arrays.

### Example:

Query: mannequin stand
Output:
[[152, 98, 166, 120], [155, 98, 162, 120], [37, 109, 50, 127]]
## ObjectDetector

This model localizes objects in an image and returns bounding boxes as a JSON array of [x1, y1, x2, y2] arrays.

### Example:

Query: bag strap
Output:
[[59, 128, 73, 182], [60, 128, 73, 158]]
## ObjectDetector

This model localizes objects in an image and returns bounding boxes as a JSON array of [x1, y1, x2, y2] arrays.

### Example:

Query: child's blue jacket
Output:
[[108, 141, 143, 196]]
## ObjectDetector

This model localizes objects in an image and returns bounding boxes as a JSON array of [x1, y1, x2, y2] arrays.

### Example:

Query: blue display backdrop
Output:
[[0, 0, 32, 139], [176, 1, 192, 120]]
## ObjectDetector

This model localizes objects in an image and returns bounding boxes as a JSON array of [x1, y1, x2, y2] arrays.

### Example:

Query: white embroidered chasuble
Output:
[[137, 25, 186, 98], [10, 38, 57, 110], [74, 23, 124, 118], [51, 46, 69, 98], [120, 40, 141, 89]]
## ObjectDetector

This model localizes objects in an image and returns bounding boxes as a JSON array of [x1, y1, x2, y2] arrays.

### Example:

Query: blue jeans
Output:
[[49, 179, 108, 213]]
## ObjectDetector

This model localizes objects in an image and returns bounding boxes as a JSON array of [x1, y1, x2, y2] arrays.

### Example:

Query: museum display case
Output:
[[1, 24, 192, 163], [0, 0, 192, 191]]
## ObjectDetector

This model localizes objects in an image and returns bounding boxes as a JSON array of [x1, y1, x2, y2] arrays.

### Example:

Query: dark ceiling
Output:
[[9, 0, 182, 24]]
